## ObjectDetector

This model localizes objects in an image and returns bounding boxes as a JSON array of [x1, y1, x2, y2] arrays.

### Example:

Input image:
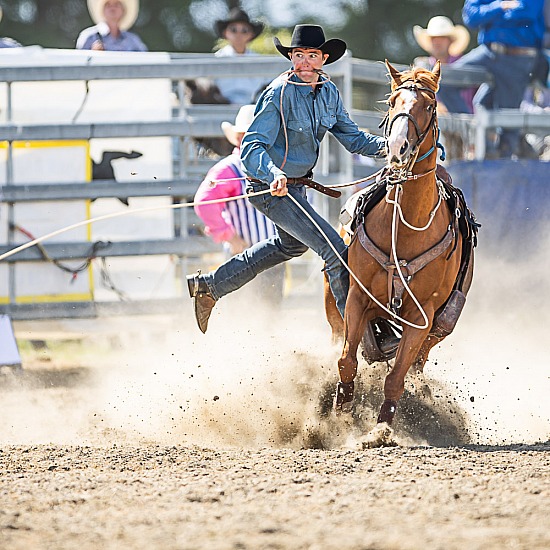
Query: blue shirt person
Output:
[[241, 72, 383, 182], [76, 0, 147, 52], [437, 0, 545, 157], [186, 25, 385, 334]]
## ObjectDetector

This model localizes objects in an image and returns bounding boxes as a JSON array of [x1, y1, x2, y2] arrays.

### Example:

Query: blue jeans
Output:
[[202, 181, 349, 317], [437, 45, 536, 156]]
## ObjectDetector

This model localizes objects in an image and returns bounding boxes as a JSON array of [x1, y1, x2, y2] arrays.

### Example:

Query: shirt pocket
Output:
[[286, 118, 309, 145], [319, 113, 337, 131]]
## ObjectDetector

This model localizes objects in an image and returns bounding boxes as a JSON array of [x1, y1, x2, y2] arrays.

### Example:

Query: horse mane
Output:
[[390, 66, 440, 93]]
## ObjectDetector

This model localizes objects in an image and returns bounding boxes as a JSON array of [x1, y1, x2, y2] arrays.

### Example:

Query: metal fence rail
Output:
[[0, 51, 547, 319]]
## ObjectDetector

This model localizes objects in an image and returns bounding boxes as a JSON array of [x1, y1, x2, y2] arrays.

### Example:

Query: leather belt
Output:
[[247, 176, 341, 198], [488, 43, 538, 57]]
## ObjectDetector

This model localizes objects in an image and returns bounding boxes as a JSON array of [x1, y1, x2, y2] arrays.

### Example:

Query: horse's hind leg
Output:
[[334, 287, 370, 413], [410, 334, 444, 400]]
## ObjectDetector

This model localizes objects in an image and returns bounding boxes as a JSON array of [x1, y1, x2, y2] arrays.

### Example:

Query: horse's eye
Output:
[[427, 104, 433, 112]]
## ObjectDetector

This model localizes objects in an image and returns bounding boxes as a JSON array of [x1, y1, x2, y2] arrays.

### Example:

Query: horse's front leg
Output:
[[362, 321, 432, 448], [379, 323, 432, 423], [334, 286, 371, 413]]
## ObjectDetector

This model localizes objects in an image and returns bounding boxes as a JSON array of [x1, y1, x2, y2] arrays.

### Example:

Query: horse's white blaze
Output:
[[387, 88, 416, 162]]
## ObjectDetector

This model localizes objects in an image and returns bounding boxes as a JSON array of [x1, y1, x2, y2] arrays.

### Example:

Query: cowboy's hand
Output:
[[270, 175, 288, 197], [91, 40, 105, 51], [227, 234, 248, 255]]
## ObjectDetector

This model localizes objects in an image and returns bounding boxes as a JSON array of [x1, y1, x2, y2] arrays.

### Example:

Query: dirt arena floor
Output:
[[1, 252, 549, 549]]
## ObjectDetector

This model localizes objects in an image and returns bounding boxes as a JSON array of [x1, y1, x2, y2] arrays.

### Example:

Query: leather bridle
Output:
[[379, 83, 438, 161]]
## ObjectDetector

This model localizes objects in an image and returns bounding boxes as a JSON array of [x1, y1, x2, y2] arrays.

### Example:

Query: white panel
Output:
[[0, 315, 21, 367]]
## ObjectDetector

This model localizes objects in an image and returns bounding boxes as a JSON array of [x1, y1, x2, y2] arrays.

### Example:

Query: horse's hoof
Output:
[[333, 381, 354, 414], [360, 422, 398, 449]]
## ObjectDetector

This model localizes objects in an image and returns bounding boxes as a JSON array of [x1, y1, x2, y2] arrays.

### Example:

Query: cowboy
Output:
[[76, 0, 147, 52], [0, 7, 21, 48], [187, 25, 394, 348], [413, 16, 470, 67], [194, 105, 285, 304], [413, 16, 474, 113], [213, 8, 267, 104]]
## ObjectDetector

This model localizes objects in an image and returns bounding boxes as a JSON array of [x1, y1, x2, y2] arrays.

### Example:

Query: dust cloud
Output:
[[0, 241, 548, 449], [430, 237, 550, 445]]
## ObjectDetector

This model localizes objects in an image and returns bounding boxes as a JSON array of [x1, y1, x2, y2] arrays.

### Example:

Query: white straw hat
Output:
[[221, 105, 256, 146], [413, 16, 470, 57], [87, 0, 139, 31]]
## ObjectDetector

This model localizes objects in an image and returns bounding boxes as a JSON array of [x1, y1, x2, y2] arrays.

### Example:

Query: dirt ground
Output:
[[1, 442, 549, 550], [1, 252, 549, 549]]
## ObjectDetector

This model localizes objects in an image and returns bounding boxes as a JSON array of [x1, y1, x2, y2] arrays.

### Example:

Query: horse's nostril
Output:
[[400, 141, 409, 155]]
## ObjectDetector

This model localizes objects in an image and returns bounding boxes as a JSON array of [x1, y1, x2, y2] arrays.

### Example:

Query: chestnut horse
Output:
[[329, 61, 476, 447]]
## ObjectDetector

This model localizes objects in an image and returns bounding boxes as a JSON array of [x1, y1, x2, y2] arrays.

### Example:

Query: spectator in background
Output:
[[437, 0, 545, 158], [194, 105, 285, 304], [0, 7, 21, 48], [413, 16, 474, 113], [213, 8, 268, 104], [76, 0, 147, 52]]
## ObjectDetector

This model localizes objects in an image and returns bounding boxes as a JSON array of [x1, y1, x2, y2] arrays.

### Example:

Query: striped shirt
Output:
[[194, 151, 276, 246]]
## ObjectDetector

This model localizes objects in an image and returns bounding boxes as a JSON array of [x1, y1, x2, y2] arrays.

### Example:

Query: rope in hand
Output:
[[0, 164, 383, 265]]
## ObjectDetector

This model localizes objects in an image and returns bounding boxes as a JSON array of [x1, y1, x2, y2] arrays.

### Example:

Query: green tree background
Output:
[[1, 0, 470, 64]]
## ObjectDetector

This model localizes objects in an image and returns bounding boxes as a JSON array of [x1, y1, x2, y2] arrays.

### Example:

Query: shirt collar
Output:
[[290, 72, 326, 96]]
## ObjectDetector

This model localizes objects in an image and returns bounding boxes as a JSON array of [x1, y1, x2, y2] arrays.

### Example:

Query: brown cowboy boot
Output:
[[186, 273, 216, 334]]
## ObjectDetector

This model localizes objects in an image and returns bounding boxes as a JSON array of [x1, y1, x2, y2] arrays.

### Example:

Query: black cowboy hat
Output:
[[214, 8, 264, 40], [273, 25, 347, 65]]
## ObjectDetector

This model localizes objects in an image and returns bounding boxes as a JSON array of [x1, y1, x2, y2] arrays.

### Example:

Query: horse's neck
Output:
[[397, 141, 439, 226]]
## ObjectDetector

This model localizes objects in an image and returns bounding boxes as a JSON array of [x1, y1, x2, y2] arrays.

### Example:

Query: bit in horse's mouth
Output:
[[389, 157, 408, 169]]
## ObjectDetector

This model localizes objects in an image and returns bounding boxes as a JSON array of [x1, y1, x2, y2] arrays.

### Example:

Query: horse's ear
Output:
[[385, 59, 403, 89], [432, 60, 442, 88]]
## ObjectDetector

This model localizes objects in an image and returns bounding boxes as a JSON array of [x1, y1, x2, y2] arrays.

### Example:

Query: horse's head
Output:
[[383, 60, 441, 169]]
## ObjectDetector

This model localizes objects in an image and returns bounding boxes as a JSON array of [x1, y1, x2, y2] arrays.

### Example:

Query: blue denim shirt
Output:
[[241, 72, 385, 183], [463, 0, 544, 48]]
